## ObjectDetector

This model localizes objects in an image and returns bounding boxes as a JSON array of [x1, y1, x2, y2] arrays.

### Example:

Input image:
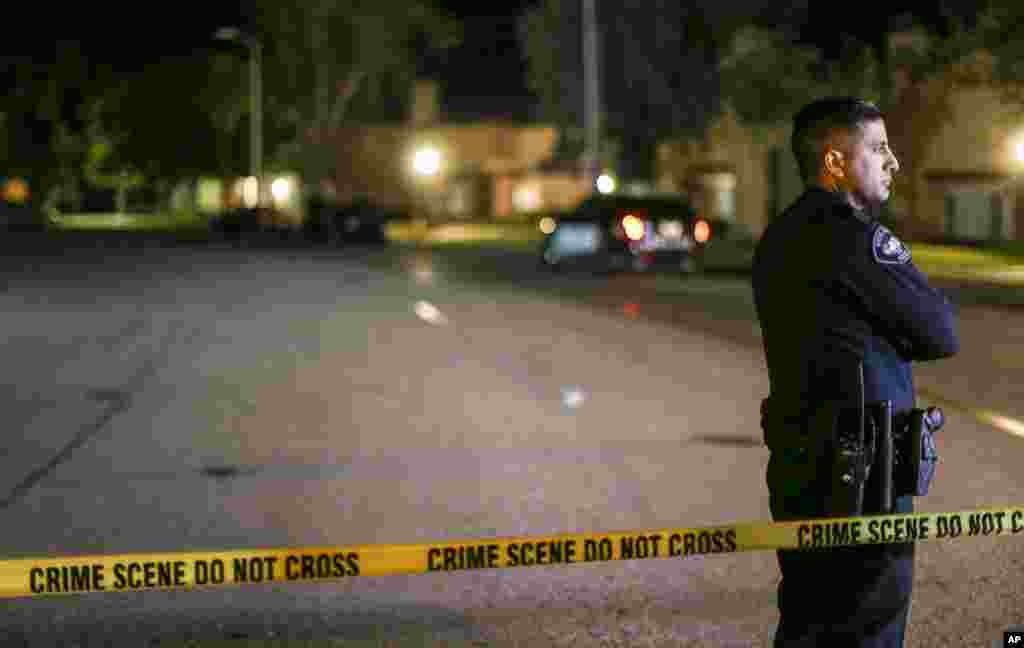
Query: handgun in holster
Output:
[[867, 402, 944, 512], [821, 362, 945, 516], [893, 405, 944, 498]]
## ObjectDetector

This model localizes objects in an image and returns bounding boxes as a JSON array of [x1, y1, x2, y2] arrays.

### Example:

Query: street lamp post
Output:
[[582, 0, 602, 192], [215, 27, 263, 208]]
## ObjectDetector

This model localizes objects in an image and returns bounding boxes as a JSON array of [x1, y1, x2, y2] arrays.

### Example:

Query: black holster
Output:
[[761, 364, 944, 518], [822, 399, 943, 517], [893, 406, 943, 498], [824, 363, 870, 517]]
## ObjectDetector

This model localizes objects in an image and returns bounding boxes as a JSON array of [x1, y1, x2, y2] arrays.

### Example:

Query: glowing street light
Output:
[[596, 173, 616, 194], [413, 147, 442, 177]]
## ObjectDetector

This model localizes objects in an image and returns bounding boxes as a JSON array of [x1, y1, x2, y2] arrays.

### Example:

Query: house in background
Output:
[[656, 26, 1024, 243], [170, 79, 594, 224], [906, 54, 1024, 243], [655, 109, 802, 239], [327, 80, 594, 221]]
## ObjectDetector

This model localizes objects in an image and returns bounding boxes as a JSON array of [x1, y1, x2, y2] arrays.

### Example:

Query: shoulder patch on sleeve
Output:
[[872, 225, 911, 265]]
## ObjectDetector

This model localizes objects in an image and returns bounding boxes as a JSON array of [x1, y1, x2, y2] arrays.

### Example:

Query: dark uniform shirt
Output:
[[753, 187, 959, 430], [753, 187, 960, 647]]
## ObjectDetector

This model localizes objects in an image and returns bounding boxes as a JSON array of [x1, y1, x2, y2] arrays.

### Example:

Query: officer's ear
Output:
[[824, 149, 845, 179]]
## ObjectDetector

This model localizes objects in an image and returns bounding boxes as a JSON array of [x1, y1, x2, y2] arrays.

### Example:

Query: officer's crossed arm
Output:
[[840, 223, 960, 361]]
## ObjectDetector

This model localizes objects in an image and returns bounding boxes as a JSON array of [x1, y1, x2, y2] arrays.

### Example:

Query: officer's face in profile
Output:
[[827, 119, 900, 211]]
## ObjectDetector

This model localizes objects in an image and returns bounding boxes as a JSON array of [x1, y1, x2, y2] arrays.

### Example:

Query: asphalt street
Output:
[[1, 235, 1022, 647]]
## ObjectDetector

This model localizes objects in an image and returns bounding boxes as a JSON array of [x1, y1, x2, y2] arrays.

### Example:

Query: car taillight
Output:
[[694, 218, 711, 243], [621, 214, 645, 241]]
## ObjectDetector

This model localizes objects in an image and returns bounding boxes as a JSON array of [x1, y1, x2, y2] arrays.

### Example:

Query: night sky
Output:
[[423, 1, 540, 122], [2, 1, 987, 122]]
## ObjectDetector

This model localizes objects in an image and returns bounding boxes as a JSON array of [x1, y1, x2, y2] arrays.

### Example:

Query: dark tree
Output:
[[247, 0, 461, 196], [520, 0, 810, 180]]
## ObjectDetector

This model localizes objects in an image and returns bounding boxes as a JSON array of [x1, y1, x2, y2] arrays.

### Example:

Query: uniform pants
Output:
[[767, 448, 915, 648]]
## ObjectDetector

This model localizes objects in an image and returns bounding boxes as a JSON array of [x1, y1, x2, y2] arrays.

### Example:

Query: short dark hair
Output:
[[791, 97, 885, 184]]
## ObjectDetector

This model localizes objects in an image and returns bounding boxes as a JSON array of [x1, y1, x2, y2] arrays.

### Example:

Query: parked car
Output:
[[304, 197, 400, 245], [538, 194, 703, 274], [209, 206, 302, 241], [0, 200, 51, 232], [208, 207, 268, 240]]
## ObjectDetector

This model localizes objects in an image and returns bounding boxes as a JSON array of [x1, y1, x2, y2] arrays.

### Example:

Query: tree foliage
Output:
[[249, 0, 461, 190], [969, 1, 1024, 112], [1, 2, 461, 209], [1, 43, 250, 209], [519, 0, 583, 150], [519, 0, 809, 176], [92, 52, 249, 185], [0, 43, 102, 207], [716, 2, 1024, 236], [718, 27, 881, 127], [719, 3, 1024, 127]]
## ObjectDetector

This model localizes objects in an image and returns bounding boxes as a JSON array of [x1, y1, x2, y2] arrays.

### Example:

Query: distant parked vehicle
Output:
[[209, 206, 300, 241], [208, 207, 260, 238], [304, 197, 402, 245], [0, 200, 50, 232], [538, 194, 703, 274]]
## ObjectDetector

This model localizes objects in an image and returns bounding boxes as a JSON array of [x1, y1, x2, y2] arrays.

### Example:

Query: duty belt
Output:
[[761, 364, 944, 517]]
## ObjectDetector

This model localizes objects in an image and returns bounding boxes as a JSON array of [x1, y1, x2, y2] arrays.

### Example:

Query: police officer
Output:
[[753, 97, 959, 647]]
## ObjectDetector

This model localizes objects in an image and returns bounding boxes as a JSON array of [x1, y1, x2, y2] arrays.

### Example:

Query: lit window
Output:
[[271, 177, 291, 204], [513, 185, 542, 212]]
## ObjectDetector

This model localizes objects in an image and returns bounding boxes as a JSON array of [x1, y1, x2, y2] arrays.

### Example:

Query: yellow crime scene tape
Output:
[[3, 505, 1023, 599]]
